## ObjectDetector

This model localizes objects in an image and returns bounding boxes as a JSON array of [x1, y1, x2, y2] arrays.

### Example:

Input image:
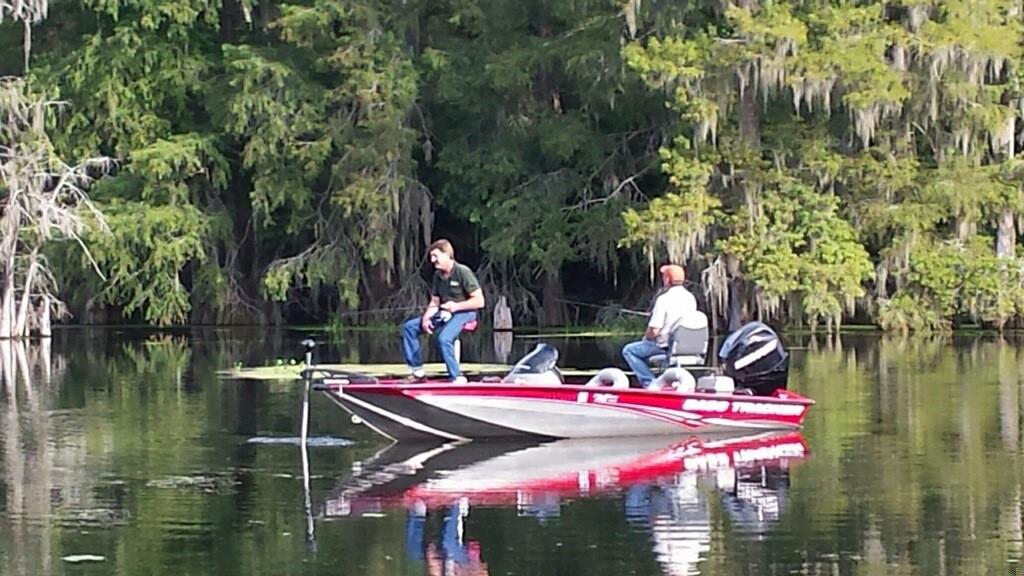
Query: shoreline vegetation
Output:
[[5, 2, 1024, 337], [214, 322, 1023, 380], [42, 321, 1019, 337]]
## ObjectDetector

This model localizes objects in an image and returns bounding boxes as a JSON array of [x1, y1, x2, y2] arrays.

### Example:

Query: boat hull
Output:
[[320, 380, 813, 442]]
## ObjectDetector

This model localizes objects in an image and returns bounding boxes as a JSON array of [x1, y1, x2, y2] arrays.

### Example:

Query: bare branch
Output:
[[0, 77, 111, 338]]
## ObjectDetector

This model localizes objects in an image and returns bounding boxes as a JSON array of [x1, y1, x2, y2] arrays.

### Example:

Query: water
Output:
[[0, 327, 1022, 575]]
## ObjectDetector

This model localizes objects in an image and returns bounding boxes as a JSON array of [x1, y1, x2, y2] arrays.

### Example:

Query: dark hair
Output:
[[428, 239, 454, 258]]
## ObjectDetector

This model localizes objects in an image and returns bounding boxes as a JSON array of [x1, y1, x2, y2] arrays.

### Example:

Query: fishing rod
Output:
[[332, 305, 423, 317], [554, 297, 650, 317]]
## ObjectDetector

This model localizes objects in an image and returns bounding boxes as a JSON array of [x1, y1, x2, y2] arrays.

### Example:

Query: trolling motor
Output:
[[298, 338, 318, 552], [302, 338, 317, 368], [299, 338, 378, 385]]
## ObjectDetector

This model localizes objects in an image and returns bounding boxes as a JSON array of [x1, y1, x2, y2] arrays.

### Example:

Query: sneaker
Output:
[[452, 375, 468, 385], [406, 370, 426, 383]]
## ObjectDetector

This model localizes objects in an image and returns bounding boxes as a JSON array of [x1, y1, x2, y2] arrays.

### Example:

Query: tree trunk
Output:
[[739, 72, 760, 147], [220, 0, 246, 42], [365, 260, 393, 312], [541, 270, 568, 327], [39, 295, 51, 338], [0, 272, 14, 339], [957, 217, 975, 243], [725, 255, 747, 332], [14, 256, 38, 338], [492, 295, 513, 330], [997, 208, 1016, 259]]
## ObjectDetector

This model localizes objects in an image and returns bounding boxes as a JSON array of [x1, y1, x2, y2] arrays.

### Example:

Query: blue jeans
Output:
[[621, 339, 664, 387], [401, 311, 478, 380], [405, 504, 426, 561], [442, 504, 470, 564]]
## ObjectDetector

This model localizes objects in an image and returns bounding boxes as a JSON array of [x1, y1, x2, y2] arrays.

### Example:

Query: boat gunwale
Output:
[[318, 379, 815, 406]]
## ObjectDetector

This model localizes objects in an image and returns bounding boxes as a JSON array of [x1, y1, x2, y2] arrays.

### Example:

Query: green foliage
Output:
[[620, 189, 720, 263], [621, 0, 1024, 332], [959, 244, 1024, 328], [877, 293, 949, 333], [87, 200, 208, 325], [421, 0, 674, 321], [718, 178, 873, 326], [8, 0, 1024, 331], [881, 237, 1024, 331]]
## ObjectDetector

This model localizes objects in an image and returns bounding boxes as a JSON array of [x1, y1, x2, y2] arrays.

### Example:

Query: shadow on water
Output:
[[0, 327, 1022, 575]]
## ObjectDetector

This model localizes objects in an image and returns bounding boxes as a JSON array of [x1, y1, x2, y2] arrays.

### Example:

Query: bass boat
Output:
[[304, 322, 814, 442]]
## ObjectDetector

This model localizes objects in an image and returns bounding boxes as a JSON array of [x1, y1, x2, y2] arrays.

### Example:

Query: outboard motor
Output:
[[502, 343, 563, 385], [718, 322, 789, 396]]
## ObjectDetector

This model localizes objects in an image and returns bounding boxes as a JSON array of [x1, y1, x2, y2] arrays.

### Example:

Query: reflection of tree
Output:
[[0, 338, 68, 576], [492, 333, 513, 365], [2, 330, 1024, 575], [789, 333, 1024, 574]]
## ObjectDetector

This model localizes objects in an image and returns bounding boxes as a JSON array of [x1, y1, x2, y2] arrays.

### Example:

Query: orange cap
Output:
[[659, 264, 685, 285]]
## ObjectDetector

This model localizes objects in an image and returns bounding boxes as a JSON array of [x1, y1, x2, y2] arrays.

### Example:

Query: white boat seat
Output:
[[584, 367, 630, 389], [648, 367, 696, 392], [648, 312, 709, 368]]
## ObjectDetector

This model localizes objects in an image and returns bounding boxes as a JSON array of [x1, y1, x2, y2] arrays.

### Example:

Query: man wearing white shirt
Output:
[[621, 264, 697, 388]]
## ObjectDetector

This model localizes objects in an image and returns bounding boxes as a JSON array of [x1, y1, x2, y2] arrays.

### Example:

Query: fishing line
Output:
[[333, 305, 424, 318], [554, 297, 650, 317]]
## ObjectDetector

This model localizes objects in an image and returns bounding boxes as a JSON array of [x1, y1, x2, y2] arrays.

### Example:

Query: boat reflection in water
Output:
[[322, 431, 808, 575]]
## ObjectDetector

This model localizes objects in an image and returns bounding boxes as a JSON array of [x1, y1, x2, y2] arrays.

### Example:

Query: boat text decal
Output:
[[682, 398, 804, 417]]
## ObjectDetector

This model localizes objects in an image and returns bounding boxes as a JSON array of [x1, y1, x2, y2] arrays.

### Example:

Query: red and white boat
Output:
[[307, 322, 814, 442]]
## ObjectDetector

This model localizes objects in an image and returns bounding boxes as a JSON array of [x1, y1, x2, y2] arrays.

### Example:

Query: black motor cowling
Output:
[[718, 322, 789, 396]]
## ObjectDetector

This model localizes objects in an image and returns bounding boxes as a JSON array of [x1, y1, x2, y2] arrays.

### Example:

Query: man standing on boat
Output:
[[402, 239, 486, 383], [621, 264, 697, 388]]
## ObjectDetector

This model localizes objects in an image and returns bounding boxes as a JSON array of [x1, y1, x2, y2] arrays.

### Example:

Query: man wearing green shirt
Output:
[[401, 239, 486, 382]]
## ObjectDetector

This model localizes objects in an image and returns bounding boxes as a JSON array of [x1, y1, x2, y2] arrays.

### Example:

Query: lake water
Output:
[[0, 327, 1021, 575]]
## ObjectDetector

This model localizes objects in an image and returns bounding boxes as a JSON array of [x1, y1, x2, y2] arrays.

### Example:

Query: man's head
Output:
[[428, 239, 456, 272], [659, 264, 685, 287]]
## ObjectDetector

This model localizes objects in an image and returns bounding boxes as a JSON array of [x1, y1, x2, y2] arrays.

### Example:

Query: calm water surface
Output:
[[0, 327, 1022, 575]]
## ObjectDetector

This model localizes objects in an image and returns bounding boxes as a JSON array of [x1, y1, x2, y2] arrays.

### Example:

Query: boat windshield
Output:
[[502, 343, 562, 384]]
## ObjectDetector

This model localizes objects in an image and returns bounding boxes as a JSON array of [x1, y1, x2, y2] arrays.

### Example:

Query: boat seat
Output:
[[454, 319, 479, 365], [648, 312, 709, 368]]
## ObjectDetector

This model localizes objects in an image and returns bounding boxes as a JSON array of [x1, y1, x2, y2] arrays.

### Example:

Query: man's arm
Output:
[[644, 296, 666, 341], [421, 295, 441, 332], [441, 289, 485, 312]]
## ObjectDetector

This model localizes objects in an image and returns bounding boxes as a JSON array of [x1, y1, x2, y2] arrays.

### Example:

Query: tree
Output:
[[623, 0, 1024, 331], [0, 0, 47, 71], [0, 77, 109, 339], [419, 0, 677, 324]]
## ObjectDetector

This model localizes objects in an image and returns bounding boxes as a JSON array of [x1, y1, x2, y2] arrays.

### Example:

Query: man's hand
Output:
[[440, 301, 459, 313], [421, 305, 439, 334]]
